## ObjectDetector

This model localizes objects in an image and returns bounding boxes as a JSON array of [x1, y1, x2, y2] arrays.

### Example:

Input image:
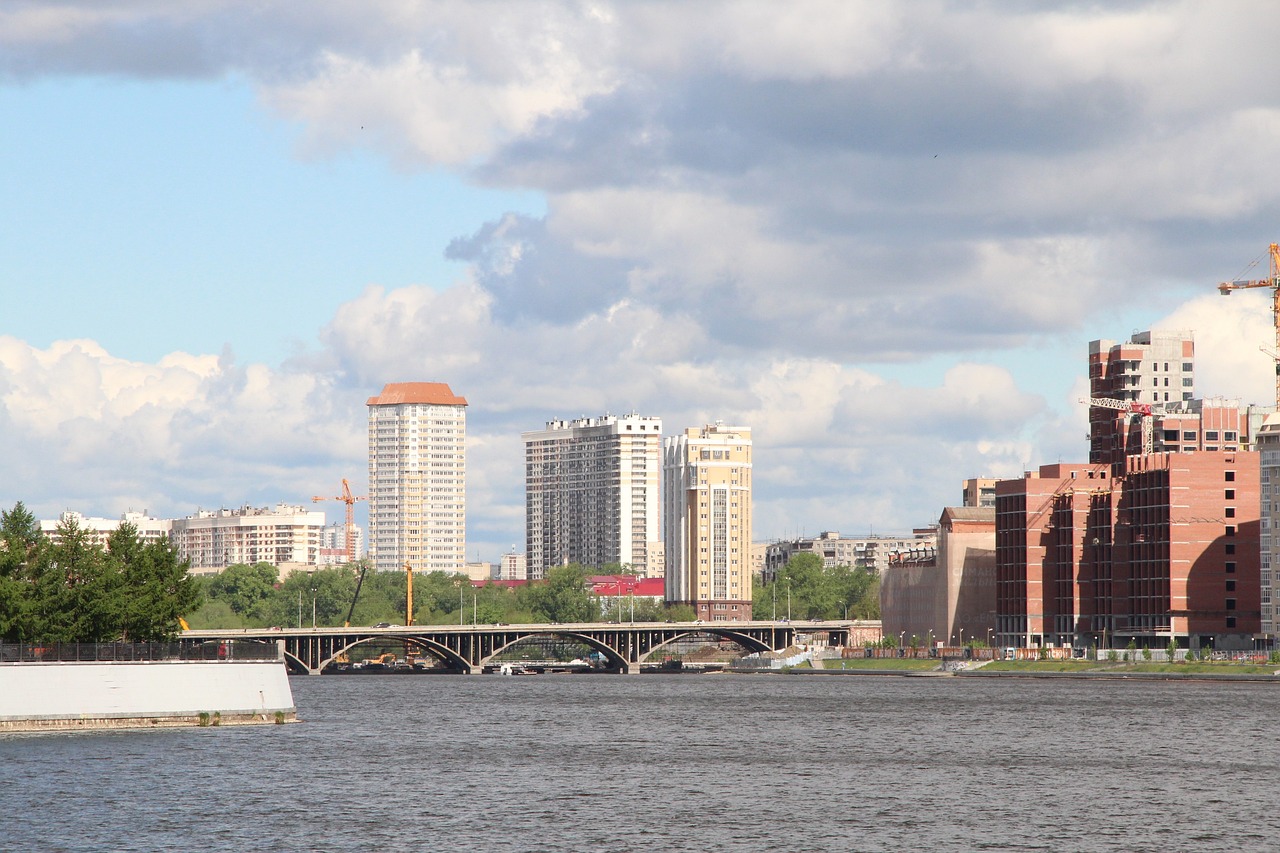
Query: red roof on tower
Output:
[[367, 382, 467, 407]]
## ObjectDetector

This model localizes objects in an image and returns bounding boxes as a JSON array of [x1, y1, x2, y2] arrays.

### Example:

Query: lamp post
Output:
[[311, 588, 317, 629], [297, 589, 302, 629], [987, 627, 993, 648], [473, 592, 477, 625], [771, 584, 776, 621], [786, 579, 792, 622], [899, 630, 905, 650], [456, 580, 464, 626], [959, 627, 965, 647]]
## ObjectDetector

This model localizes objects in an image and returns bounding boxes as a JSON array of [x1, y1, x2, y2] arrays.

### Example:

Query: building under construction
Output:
[[998, 328, 1263, 652]]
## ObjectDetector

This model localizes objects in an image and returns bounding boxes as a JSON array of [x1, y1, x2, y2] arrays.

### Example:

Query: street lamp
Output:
[[786, 579, 792, 622], [456, 579, 464, 626], [297, 589, 302, 629], [959, 628, 965, 647], [987, 627, 993, 648], [898, 630, 906, 649], [311, 588, 317, 629], [771, 584, 776, 621]]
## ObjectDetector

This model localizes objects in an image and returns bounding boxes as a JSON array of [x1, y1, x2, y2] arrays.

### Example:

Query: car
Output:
[[373, 622, 392, 628]]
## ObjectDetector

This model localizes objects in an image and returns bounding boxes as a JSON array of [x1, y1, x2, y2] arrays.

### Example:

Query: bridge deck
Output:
[[183, 620, 875, 675]]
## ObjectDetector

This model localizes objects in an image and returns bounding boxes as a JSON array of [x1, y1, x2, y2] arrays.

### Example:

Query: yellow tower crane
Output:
[[1217, 242, 1280, 409]]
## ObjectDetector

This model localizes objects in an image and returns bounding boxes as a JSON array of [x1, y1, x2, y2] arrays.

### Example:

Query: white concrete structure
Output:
[[0, 660, 296, 731], [40, 510, 172, 548], [367, 382, 467, 574], [170, 504, 326, 575], [523, 413, 663, 580], [663, 422, 753, 621]]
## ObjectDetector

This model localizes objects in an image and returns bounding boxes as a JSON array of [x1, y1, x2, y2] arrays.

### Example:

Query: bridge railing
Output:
[[0, 641, 282, 664]]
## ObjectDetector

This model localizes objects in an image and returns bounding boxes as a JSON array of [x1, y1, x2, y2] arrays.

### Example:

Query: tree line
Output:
[[190, 561, 698, 629], [1, 497, 880, 641], [0, 502, 201, 643], [751, 552, 880, 621]]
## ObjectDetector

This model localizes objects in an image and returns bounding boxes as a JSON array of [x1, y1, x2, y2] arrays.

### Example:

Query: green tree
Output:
[[752, 554, 880, 621], [108, 524, 202, 641], [205, 562, 279, 620], [0, 502, 44, 641], [521, 563, 597, 623], [259, 566, 359, 628]]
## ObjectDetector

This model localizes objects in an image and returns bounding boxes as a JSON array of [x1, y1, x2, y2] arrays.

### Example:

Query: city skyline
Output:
[[4, 4, 1280, 565]]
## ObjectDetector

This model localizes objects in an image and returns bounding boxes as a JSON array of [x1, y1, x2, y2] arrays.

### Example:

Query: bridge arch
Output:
[[476, 630, 630, 672], [322, 634, 473, 673], [633, 628, 772, 666]]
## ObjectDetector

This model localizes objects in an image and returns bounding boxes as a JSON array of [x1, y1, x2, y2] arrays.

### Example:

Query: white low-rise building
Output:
[[169, 504, 326, 576]]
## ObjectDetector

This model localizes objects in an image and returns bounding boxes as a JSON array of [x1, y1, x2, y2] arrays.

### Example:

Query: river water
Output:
[[3, 673, 1278, 852]]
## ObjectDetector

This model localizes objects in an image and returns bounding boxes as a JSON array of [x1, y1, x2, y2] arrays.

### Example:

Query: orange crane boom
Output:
[[312, 478, 367, 564], [1217, 242, 1280, 410]]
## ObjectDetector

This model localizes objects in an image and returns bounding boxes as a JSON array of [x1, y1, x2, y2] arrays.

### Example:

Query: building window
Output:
[[1225, 489, 1235, 499], [1226, 543, 1236, 555], [1226, 617, 1237, 628], [1227, 580, 1236, 592], [1225, 471, 1235, 482], [1205, 431, 1220, 441], [1226, 598, 1237, 610], [1184, 431, 1197, 441], [1227, 562, 1237, 573], [1225, 507, 1236, 518]]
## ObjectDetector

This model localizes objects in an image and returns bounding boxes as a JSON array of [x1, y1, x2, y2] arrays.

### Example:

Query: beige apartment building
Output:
[[367, 382, 467, 574], [663, 422, 753, 621], [170, 504, 326, 576]]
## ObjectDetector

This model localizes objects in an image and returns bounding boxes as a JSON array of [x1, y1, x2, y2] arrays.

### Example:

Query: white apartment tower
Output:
[[663, 422, 753, 621], [523, 413, 662, 580], [367, 382, 467, 574]]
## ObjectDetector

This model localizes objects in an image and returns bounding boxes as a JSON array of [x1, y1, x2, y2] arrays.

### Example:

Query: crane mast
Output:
[[1081, 397, 1157, 456], [312, 478, 367, 564], [1217, 242, 1280, 410]]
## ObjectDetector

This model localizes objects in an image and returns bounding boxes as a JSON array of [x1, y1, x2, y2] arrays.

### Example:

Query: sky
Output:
[[3, 1, 1280, 564]]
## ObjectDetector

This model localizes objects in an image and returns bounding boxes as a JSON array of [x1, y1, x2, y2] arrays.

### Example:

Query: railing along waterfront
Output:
[[0, 641, 282, 664]]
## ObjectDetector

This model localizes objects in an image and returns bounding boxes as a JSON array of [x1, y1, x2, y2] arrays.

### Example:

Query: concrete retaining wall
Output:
[[0, 660, 296, 732]]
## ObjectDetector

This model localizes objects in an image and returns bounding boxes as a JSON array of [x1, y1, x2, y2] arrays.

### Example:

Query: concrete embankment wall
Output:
[[0, 660, 296, 732]]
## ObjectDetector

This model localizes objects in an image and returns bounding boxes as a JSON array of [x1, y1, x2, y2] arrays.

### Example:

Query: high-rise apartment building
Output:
[[1256, 415, 1280, 636], [523, 413, 662, 580], [367, 382, 467, 574], [663, 423, 753, 621]]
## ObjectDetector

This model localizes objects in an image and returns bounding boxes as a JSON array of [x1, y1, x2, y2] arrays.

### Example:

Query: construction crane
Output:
[[312, 478, 366, 564], [1081, 397, 1157, 455], [1217, 242, 1280, 409]]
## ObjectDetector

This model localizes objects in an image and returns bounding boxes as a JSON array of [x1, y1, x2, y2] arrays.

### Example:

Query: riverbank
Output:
[[735, 659, 1280, 682]]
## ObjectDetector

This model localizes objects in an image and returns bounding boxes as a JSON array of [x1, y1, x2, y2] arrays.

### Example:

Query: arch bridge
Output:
[[182, 620, 857, 675]]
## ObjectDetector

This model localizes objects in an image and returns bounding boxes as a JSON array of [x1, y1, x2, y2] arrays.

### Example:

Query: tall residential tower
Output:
[[663, 422, 753, 621], [367, 382, 467, 573], [523, 413, 663, 580]]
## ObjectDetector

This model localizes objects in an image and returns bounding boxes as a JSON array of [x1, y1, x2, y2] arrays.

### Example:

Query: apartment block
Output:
[[663, 423, 753, 621], [1253, 415, 1280, 636], [762, 530, 937, 582], [523, 413, 662, 580], [367, 382, 467, 574], [39, 510, 172, 549], [170, 504, 327, 576]]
